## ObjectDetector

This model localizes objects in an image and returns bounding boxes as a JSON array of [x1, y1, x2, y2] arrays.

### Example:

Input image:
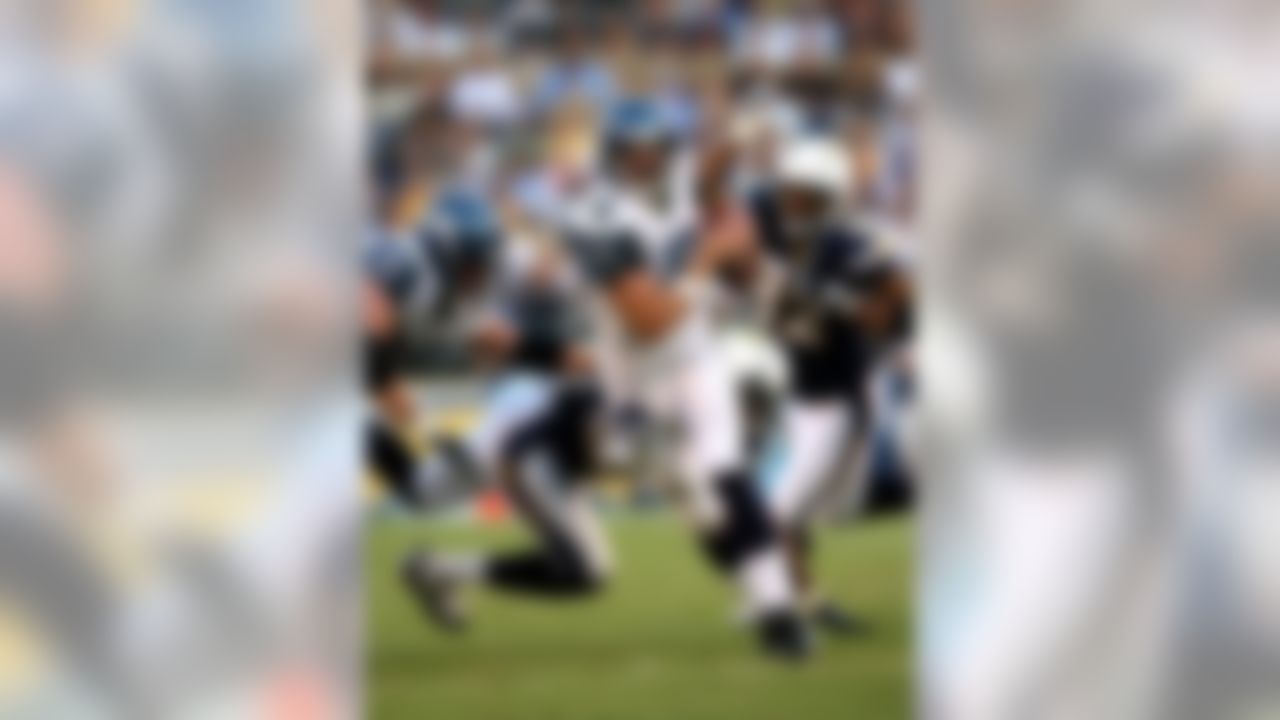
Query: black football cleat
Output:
[[756, 611, 814, 662], [400, 550, 467, 633]]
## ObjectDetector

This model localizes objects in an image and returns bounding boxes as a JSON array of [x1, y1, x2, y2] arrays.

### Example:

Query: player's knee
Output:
[[578, 562, 611, 594], [578, 540, 617, 593], [548, 539, 611, 595]]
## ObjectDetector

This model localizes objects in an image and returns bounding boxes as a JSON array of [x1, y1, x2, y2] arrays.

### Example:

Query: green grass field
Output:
[[367, 514, 912, 720]]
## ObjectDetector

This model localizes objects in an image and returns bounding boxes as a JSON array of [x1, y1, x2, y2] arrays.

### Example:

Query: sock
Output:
[[738, 546, 796, 618], [697, 472, 800, 619]]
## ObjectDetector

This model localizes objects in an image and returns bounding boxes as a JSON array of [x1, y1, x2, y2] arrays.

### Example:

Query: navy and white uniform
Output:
[[751, 187, 907, 525], [364, 198, 612, 585], [464, 271, 611, 588]]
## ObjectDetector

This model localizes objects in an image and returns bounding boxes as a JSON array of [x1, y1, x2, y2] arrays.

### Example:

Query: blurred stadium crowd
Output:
[[366, 0, 919, 297]]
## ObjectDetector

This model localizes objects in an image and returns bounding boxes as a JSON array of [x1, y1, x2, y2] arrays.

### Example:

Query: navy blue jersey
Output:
[[363, 222, 586, 377], [497, 281, 584, 373], [751, 188, 900, 400]]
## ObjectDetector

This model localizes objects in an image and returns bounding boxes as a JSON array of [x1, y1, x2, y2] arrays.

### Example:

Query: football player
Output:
[[364, 188, 612, 628], [749, 136, 914, 634], [559, 98, 811, 660]]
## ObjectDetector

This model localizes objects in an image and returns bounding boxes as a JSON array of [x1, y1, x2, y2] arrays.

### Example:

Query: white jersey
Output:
[[562, 152, 700, 283], [558, 154, 714, 401]]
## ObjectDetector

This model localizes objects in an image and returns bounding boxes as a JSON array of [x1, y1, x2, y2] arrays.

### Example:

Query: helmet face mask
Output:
[[773, 136, 854, 244], [610, 138, 671, 188], [778, 181, 837, 243]]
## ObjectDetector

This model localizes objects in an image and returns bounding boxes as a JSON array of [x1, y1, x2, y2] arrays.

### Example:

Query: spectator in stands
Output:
[[448, 34, 525, 131], [530, 25, 618, 117]]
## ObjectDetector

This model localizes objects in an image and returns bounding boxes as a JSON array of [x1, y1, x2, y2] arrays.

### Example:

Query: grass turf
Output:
[[367, 514, 912, 720]]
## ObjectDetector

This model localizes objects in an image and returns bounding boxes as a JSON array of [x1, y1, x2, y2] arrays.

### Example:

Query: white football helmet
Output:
[[775, 136, 856, 200]]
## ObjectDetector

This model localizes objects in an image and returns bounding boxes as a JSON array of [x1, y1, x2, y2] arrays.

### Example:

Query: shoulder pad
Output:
[[559, 185, 647, 285]]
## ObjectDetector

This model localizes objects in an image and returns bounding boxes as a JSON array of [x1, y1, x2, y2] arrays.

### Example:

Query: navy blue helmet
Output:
[[419, 188, 503, 278]]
